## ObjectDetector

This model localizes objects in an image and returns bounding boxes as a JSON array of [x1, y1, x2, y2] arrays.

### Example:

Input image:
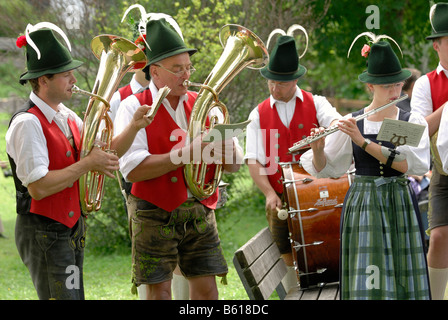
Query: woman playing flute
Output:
[[300, 34, 431, 300]]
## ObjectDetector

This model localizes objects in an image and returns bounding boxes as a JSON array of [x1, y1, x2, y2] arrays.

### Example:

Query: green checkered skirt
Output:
[[340, 175, 430, 300]]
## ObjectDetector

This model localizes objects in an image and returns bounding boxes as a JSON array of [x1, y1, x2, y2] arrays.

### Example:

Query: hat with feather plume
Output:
[[427, 3, 448, 40], [260, 24, 309, 81], [348, 32, 411, 84], [17, 22, 82, 84], [121, 4, 196, 71]]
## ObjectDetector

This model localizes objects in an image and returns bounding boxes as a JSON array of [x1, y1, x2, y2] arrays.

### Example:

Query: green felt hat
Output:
[[19, 26, 82, 82], [142, 18, 196, 70], [260, 35, 306, 81], [358, 41, 411, 85], [427, 3, 448, 40]]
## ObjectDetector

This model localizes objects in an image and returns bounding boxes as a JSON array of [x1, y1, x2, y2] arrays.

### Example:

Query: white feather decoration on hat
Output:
[[121, 4, 184, 52], [347, 32, 403, 58], [429, 3, 437, 32], [266, 24, 309, 58], [25, 22, 72, 60]]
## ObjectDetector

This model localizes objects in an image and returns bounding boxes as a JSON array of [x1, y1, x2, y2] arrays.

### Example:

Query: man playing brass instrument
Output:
[[6, 23, 153, 300], [244, 29, 341, 291], [114, 18, 242, 300], [411, 2, 448, 300]]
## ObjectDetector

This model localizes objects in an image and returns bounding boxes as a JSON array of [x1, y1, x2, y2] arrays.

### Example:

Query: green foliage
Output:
[[0, 0, 442, 254], [0, 0, 34, 37], [305, 46, 369, 99], [216, 165, 266, 223], [0, 57, 28, 98], [84, 177, 131, 255], [310, 0, 438, 99]]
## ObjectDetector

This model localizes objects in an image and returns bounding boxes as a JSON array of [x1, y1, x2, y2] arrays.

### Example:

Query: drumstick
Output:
[[276, 207, 288, 220]]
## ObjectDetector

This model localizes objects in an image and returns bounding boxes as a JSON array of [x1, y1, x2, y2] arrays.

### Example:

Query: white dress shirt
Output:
[[436, 101, 448, 174], [109, 74, 147, 122], [300, 111, 431, 178], [114, 81, 189, 180], [114, 81, 242, 181], [411, 63, 448, 174], [244, 86, 341, 166], [6, 92, 83, 186], [411, 63, 448, 117]]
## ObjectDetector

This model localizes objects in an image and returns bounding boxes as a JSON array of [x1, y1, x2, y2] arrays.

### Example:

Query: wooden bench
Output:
[[233, 227, 339, 300], [285, 282, 339, 300]]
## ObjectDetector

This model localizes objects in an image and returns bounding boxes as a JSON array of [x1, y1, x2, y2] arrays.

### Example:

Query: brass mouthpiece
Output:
[[71, 85, 81, 93], [183, 80, 204, 89]]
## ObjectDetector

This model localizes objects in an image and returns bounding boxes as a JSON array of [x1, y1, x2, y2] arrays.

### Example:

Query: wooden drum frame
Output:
[[281, 162, 352, 288]]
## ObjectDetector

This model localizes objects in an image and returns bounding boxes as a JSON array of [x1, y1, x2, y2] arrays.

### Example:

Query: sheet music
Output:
[[377, 118, 425, 147], [146, 86, 171, 118]]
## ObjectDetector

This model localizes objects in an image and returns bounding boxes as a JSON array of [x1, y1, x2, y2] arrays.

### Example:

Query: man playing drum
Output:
[[244, 27, 341, 291]]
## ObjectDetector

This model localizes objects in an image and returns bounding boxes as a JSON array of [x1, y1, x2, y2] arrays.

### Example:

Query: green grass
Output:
[[0, 171, 266, 300], [0, 108, 267, 300], [0, 110, 270, 300]]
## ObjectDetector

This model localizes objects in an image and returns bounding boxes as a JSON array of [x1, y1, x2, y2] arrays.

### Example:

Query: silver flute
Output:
[[288, 94, 408, 154]]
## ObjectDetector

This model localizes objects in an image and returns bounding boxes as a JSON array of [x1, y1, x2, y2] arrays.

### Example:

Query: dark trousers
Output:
[[15, 213, 86, 300]]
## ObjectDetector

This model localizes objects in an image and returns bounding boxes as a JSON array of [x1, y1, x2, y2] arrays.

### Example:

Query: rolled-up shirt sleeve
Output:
[[300, 115, 354, 179], [410, 75, 433, 117], [6, 113, 49, 186], [314, 94, 342, 127], [301, 112, 430, 178], [437, 106, 448, 174], [244, 107, 266, 165], [114, 95, 151, 180], [398, 112, 430, 176]]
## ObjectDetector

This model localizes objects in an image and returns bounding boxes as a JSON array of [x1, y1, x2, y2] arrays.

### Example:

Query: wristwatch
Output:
[[361, 138, 372, 150]]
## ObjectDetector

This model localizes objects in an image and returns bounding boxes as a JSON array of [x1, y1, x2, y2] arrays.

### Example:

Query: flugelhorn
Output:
[[183, 24, 268, 199], [288, 94, 408, 153], [75, 34, 146, 212]]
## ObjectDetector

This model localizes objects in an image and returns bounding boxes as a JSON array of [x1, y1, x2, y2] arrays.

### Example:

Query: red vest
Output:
[[427, 70, 448, 111], [28, 106, 81, 228], [118, 84, 133, 101], [427, 70, 448, 175], [259, 90, 317, 193], [131, 89, 219, 211]]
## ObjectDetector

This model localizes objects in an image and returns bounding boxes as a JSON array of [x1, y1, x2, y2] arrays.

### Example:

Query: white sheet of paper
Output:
[[146, 86, 171, 118], [377, 118, 425, 147]]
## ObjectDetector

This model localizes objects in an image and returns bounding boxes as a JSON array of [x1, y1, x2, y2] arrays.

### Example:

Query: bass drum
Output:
[[281, 162, 352, 288]]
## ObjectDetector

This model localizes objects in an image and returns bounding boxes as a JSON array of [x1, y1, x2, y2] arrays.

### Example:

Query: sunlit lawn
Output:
[[0, 147, 267, 300]]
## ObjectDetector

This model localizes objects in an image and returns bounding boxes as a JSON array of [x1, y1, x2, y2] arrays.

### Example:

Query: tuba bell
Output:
[[183, 24, 268, 199], [74, 34, 147, 212]]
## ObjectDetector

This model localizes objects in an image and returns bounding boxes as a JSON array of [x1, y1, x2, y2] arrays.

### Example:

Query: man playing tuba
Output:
[[114, 17, 242, 300], [6, 23, 153, 300]]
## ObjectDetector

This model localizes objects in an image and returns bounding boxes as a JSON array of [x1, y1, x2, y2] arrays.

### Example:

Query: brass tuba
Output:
[[183, 24, 268, 199], [74, 35, 147, 212]]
